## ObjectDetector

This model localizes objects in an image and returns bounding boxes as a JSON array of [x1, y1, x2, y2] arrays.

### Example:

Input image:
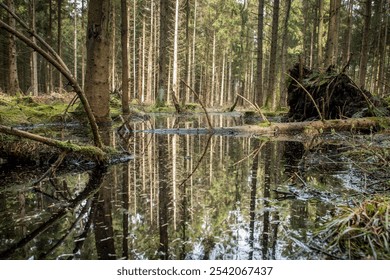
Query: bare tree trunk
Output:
[[30, 0, 38, 96], [121, 0, 130, 114], [267, 0, 280, 110], [73, 0, 78, 80], [57, 0, 63, 92], [324, 0, 341, 67], [85, 0, 113, 125], [378, 0, 388, 97], [317, 0, 324, 67], [279, 0, 291, 108], [81, 0, 86, 90], [359, 0, 371, 89], [342, 0, 353, 67], [172, 0, 181, 111], [5, 0, 20, 95]]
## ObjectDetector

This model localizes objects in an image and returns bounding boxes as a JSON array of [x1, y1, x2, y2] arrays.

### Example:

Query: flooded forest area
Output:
[[1, 0, 390, 260]]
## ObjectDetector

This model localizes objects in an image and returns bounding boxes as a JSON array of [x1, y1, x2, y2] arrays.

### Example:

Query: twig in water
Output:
[[180, 79, 213, 131], [236, 93, 270, 124]]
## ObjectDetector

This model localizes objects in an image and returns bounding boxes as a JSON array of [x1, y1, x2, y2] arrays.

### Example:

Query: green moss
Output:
[[0, 94, 78, 125]]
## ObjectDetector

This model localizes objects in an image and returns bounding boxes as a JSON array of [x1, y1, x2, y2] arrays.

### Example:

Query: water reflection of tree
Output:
[[0, 165, 107, 259], [157, 133, 170, 259]]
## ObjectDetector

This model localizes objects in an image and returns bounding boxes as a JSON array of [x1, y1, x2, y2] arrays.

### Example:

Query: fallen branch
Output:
[[0, 124, 106, 162], [180, 79, 213, 130]]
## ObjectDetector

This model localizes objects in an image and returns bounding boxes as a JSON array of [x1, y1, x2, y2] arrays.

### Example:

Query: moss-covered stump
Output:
[[285, 64, 389, 122]]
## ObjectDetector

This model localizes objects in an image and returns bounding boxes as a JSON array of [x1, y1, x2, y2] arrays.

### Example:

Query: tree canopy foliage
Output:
[[0, 0, 389, 111]]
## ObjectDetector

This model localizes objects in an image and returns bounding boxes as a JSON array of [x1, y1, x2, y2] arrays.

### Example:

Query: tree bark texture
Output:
[[5, 0, 20, 95], [85, 0, 113, 125], [359, 0, 371, 89], [121, 0, 130, 114]]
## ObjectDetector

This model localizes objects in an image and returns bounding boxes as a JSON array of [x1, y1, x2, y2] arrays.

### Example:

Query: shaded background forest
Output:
[[0, 0, 389, 111]]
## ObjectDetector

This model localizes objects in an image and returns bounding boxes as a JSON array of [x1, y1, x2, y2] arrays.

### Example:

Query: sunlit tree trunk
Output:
[[5, 0, 20, 95], [81, 0, 86, 90], [257, 4, 267, 105], [85, 0, 112, 125], [73, 0, 77, 80], [210, 31, 216, 107], [30, 0, 38, 96], [267, 0, 279, 110], [279, 0, 291, 108], [359, 0, 371, 89], [377, 0, 388, 97], [341, 0, 353, 67], [317, 0, 324, 67], [57, 0, 63, 92], [157, 0, 169, 107], [191, 0, 197, 101], [121, 0, 130, 114], [324, 0, 341, 67], [171, 0, 181, 112], [219, 51, 225, 107]]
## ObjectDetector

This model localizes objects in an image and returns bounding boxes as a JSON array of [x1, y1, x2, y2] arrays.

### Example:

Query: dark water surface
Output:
[[0, 113, 373, 259]]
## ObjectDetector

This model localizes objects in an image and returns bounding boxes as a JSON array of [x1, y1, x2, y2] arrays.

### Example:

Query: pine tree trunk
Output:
[[30, 0, 38, 96], [317, 0, 324, 67], [121, 0, 130, 114], [57, 0, 63, 92], [279, 0, 291, 108], [5, 0, 20, 95], [85, 0, 112, 125], [359, 0, 371, 89], [267, 0, 279, 110]]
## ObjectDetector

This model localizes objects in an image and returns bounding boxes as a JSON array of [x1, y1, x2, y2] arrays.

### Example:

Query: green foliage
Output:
[[319, 196, 390, 259]]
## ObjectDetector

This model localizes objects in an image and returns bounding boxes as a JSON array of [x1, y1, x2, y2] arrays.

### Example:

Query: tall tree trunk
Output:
[[85, 0, 113, 125], [30, 0, 38, 96], [267, 0, 280, 110], [341, 0, 353, 67], [81, 0, 86, 90], [5, 0, 20, 95], [324, 0, 341, 67], [279, 0, 291, 108], [359, 0, 372, 89], [157, 0, 169, 107], [171, 0, 181, 112], [73, 0, 78, 80], [57, 0, 63, 92], [378, 0, 388, 97], [121, 0, 130, 114], [317, 0, 324, 67], [255, 0, 264, 106]]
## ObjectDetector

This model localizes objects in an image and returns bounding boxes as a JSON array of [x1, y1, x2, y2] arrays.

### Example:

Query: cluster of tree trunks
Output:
[[284, 63, 389, 122]]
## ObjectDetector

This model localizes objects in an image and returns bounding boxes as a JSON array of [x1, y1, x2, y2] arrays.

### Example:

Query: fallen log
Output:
[[0, 124, 132, 166], [139, 117, 390, 137]]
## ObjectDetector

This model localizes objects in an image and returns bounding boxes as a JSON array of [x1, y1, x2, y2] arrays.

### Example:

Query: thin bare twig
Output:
[[180, 79, 213, 130], [287, 73, 324, 122], [235, 93, 270, 124]]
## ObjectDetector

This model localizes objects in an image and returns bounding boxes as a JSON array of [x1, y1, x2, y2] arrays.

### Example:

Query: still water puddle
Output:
[[0, 114, 372, 259]]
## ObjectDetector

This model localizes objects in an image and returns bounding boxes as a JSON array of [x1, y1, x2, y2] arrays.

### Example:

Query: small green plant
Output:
[[319, 196, 390, 259]]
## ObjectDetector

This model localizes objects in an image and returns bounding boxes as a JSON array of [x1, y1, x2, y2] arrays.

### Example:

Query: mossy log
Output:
[[142, 117, 390, 137], [0, 125, 132, 166]]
